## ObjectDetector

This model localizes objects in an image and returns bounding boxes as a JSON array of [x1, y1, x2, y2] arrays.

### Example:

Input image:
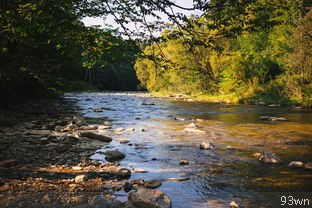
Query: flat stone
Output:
[[144, 179, 162, 189], [166, 177, 189, 182], [120, 140, 131, 144], [78, 132, 112, 142], [288, 161, 303, 168], [133, 169, 149, 173]]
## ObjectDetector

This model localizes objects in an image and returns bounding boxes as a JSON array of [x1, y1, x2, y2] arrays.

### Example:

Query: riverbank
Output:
[[0, 98, 125, 207], [148, 91, 311, 109]]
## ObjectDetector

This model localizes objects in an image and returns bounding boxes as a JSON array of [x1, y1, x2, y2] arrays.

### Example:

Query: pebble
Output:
[[72, 166, 83, 171], [179, 159, 189, 165], [75, 174, 88, 183]]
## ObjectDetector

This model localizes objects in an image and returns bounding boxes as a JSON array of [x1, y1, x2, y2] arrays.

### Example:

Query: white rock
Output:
[[115, 127, 124, 132], [230, 201, 239, 208], [200, 141, 213, 150], [75, 174, 88, 183], [186, 122, 198, 128], [289, 161, 303, 168], [72, 166, 83, 171]]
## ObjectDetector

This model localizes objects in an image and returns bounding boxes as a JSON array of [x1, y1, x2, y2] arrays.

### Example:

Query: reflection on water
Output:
[[65, 92, 312, 208]]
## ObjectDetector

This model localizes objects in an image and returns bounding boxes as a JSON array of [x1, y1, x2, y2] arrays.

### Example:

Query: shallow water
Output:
[[64, 92, 312, 208]]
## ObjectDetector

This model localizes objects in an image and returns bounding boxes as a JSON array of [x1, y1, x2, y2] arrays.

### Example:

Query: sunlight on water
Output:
[[64, 92, 312, 208]]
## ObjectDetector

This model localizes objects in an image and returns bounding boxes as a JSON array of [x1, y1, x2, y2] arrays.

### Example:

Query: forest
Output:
[[1, 0, 311, 106]]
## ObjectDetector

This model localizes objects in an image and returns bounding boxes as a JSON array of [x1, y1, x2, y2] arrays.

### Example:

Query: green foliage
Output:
[[135, 0, 311, 106], [284, 8, 312, 106]]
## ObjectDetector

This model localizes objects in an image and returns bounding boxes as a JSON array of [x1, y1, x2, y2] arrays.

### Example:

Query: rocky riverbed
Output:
[[1, 92, 312, 208]]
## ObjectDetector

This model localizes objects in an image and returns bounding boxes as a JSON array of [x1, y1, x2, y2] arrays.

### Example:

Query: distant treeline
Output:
[[135, 0, 312, 106]]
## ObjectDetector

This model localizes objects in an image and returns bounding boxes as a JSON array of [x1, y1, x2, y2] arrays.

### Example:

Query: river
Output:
[[64, 92, 312, 208]]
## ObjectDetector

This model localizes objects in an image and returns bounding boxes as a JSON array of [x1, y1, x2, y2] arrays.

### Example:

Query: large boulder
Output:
[[127, 188, 171, 208], [79, 131, 112, 142]]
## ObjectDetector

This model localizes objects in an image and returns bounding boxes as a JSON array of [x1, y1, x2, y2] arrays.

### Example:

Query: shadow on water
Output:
[[66, 92, 312, 208]]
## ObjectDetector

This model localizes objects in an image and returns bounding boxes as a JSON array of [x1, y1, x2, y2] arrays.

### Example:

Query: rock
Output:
[[42, 194, 51, 202], [186, 122, 198, 128], [64, 123, 78, 132], [260, 116, 270, 120], [174, 117, 186, 121], [98, 125, 112, 130], [78, 131, 112, 142], [230, 201, 239, 208], [72, 166, 83, 171], [103, 121, 113, 126], [115, 127, 124, 132], [268, 104, 280, 107], [104, 150, 125, 161], [75, 174, 88, 183], [117, 168, 131, 179], [123, 181, 133, 192], [141, 103, 155, 106], [226, 146, 237, 150], [131, 179, 145, 186], [144, 179, 162, 189], [166, 177, 189, 182], [288, 161, 304, 168], [126, 127, 135, 132], [256, 101, 266, 105], [179, 159, 189, 165], [133, 169, 149, 173], [200, 141, 213, 150], [127, 187, 171, 208], [270, 117, 288, 121], [78, 125, 98, 130], [100, 106, 115, 111], [55, 125, 64, 132], [135, 144, 148, 150], [257, 151, 281, 164], [120, 140, 131, 144], [304, 163, 312, 170], [72, 116, 86, 126], [260, 116, 288, 121], [184, 128, 205, 133]]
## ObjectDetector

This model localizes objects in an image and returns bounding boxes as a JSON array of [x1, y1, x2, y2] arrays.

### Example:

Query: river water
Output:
[[64, 92, 312, 208]]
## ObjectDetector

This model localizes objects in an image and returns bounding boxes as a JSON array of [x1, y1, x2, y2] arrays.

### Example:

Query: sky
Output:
[[82, 0, 202, 36]]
